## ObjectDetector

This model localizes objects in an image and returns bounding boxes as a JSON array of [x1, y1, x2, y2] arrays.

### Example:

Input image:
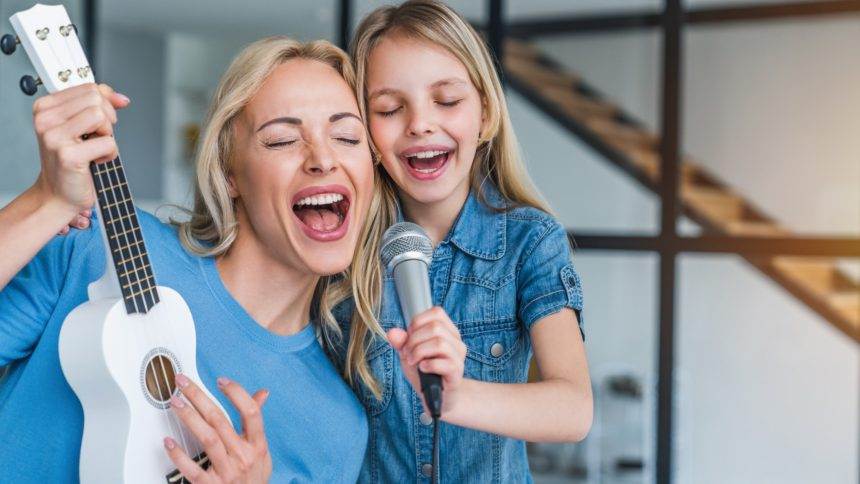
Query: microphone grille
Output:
[[380, 222, 434, 271]]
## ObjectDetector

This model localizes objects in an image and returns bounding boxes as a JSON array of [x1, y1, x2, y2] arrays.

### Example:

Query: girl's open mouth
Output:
[[291, 187, 351, 242], [401, 149, 452, 181]]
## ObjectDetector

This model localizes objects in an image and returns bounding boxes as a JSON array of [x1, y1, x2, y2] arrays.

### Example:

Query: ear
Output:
[[226, 173, 239, 198], [478, 96, 491, 142]]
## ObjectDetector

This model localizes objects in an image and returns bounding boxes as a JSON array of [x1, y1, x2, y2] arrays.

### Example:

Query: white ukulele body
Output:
[[59, 285, 226, 483]]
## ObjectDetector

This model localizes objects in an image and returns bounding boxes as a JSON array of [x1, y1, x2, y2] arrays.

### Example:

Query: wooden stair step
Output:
[[585, 117, 657, 149], [828, 291, 860, 323], [541, 84, 617, 121], [724, 221, 789, 236], [771, 257, 841, 296], [681, 185, 746, 223], [504, 39, 541, 60], [505, 55, 579, 89]]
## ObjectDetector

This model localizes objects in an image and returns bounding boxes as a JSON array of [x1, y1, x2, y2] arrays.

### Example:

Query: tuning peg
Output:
[[19, 75, 41, 96], [1, 34, 19, 55]]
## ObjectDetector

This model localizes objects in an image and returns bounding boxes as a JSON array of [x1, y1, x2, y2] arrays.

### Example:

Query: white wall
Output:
[[515, 14, 859, 484]]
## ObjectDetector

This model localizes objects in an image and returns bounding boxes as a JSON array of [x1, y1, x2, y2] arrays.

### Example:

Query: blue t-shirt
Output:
[[0, 209, 367, 482]]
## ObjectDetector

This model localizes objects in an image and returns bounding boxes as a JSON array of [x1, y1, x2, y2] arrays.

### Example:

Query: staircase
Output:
[[503, 39, 860, 343]]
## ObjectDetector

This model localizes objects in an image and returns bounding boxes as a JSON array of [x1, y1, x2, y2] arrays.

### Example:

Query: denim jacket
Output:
[[333, 185, 584, 483]]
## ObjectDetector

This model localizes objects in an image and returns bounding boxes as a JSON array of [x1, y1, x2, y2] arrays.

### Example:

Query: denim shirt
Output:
[[333, 185, 584, 483]]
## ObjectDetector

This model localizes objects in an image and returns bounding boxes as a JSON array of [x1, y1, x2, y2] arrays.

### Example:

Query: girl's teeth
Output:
[[412, 150, 446, 159]]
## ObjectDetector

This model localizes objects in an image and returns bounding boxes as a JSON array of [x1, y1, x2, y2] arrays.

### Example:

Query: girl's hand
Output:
[[387, 306, 467, 416], [166, 374, 272, 483], [30, 83, 130, 234]]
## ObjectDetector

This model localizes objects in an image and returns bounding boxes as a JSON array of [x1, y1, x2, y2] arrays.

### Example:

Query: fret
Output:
[[122, 273, 153, 289], [117, 263, 151, 280], [101, 196, 134, 211], [110, 225, 141, 240], [105, 211, 134, 225], [97, 180, 127, 194], [116, 250, 147, 268], [112, 239, 144, 253], [126, 284, 158, 300]]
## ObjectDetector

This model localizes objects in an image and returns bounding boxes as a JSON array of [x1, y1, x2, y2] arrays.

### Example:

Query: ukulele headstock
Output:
[[2, 3, 93, 95]]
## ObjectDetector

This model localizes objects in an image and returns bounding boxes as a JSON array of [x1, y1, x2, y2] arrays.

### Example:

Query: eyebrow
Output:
[[256, 117, 301, 132], [368, 77, 468, 101], [256, 112, 361, 132]]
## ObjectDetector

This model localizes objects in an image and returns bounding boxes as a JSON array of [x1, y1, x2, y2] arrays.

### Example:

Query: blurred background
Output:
[[1, 1, 858, 482]]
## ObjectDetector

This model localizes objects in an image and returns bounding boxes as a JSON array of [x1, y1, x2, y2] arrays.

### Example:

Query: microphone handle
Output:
[[419, 370, 443, 418], [393, 259, 444, 418]]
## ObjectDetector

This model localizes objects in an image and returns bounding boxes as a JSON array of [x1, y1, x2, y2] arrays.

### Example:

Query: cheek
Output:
[[369, 117, 401, 153]]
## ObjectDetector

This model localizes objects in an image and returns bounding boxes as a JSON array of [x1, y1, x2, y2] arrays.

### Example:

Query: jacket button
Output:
[[490, 342, 504, 357], [422, 463, 433, 477], [420, 411, 433, 426]]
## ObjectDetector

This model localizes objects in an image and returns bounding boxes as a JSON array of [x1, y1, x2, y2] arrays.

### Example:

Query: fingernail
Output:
[[175, 373, 189, 388], [164, 437, 176, 449], [170, 395, 185, 409], [117, 93, 130, 104], [260, 390, 270, 405], [217, 377, 230, 388]]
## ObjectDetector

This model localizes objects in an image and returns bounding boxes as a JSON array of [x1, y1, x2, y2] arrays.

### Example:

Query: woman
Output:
[[0, 37, 375, 482]]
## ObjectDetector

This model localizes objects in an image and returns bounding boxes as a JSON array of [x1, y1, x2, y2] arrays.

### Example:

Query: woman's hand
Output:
[[387, 306, 467, 416], [166, 374, 272, 483], [30, 83, 130, 234]]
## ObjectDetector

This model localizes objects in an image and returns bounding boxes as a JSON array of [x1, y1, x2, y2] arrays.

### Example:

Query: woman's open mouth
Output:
[[291, 186, 351, 242], [400, 148, 453, 181]]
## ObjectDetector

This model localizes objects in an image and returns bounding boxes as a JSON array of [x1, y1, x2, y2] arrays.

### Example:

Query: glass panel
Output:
[[530, 252, 659, 484], [676, 254, 859, 483], [681, 17, 860, 238]]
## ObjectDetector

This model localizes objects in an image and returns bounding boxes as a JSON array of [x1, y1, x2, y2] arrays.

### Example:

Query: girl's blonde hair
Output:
[[347, 0, 552, 397], [173, 35, 383, 394]]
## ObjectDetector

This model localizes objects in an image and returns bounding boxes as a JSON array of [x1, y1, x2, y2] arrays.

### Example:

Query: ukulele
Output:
[[3, 4, 228, 482]]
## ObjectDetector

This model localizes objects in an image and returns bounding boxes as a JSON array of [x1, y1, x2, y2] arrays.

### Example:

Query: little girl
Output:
[[337, 1, 593, 482]]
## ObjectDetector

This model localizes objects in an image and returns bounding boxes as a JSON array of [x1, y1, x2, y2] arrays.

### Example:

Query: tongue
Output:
[[408, 153, 447, 170], [296, 207, 341, 232]]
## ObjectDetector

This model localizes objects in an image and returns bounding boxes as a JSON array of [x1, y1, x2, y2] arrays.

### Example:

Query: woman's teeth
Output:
[[293, 192, 348, 233], [295, 193, 344, 206]]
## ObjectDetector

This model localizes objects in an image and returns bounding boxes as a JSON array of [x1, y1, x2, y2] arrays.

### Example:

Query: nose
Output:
[[303, 140, 338, 176], [406, 106, 436, 137]]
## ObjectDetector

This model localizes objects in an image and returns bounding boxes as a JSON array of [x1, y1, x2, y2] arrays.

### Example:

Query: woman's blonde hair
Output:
[[346, 0, 552, 397], [173, 35, 383, 394]]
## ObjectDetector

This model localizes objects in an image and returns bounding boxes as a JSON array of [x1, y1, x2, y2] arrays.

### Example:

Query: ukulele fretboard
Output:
[[91, 157, 160, 313]]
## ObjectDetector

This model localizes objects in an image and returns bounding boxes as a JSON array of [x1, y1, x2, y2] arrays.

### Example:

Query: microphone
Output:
[[380, 222, 443, 418]]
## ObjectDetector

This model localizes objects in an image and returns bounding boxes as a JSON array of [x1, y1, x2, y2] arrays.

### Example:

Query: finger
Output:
[[403, 320, 457, 358], [72, 214, 90, 229], [174, 374, 241, 458], [408, 336, 457, 366], [35, 88, 113, 134], [418, 357, 461, 380], [32, 83, 103, 113], [98, 83, 131, 109], [409, 307, 457, 337], [58, 226, 70, 236], [217, 377, 266, 447], [57, 136, 118, 169], [252, 389, 270, 408], [169, 394, 230, 474], [55, 104, 113, 140], [386, 328, 408, 352], [164, 437, 209, 484]]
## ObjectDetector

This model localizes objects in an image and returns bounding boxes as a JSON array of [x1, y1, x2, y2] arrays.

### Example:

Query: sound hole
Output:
[[144, 354, 177, 403]]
